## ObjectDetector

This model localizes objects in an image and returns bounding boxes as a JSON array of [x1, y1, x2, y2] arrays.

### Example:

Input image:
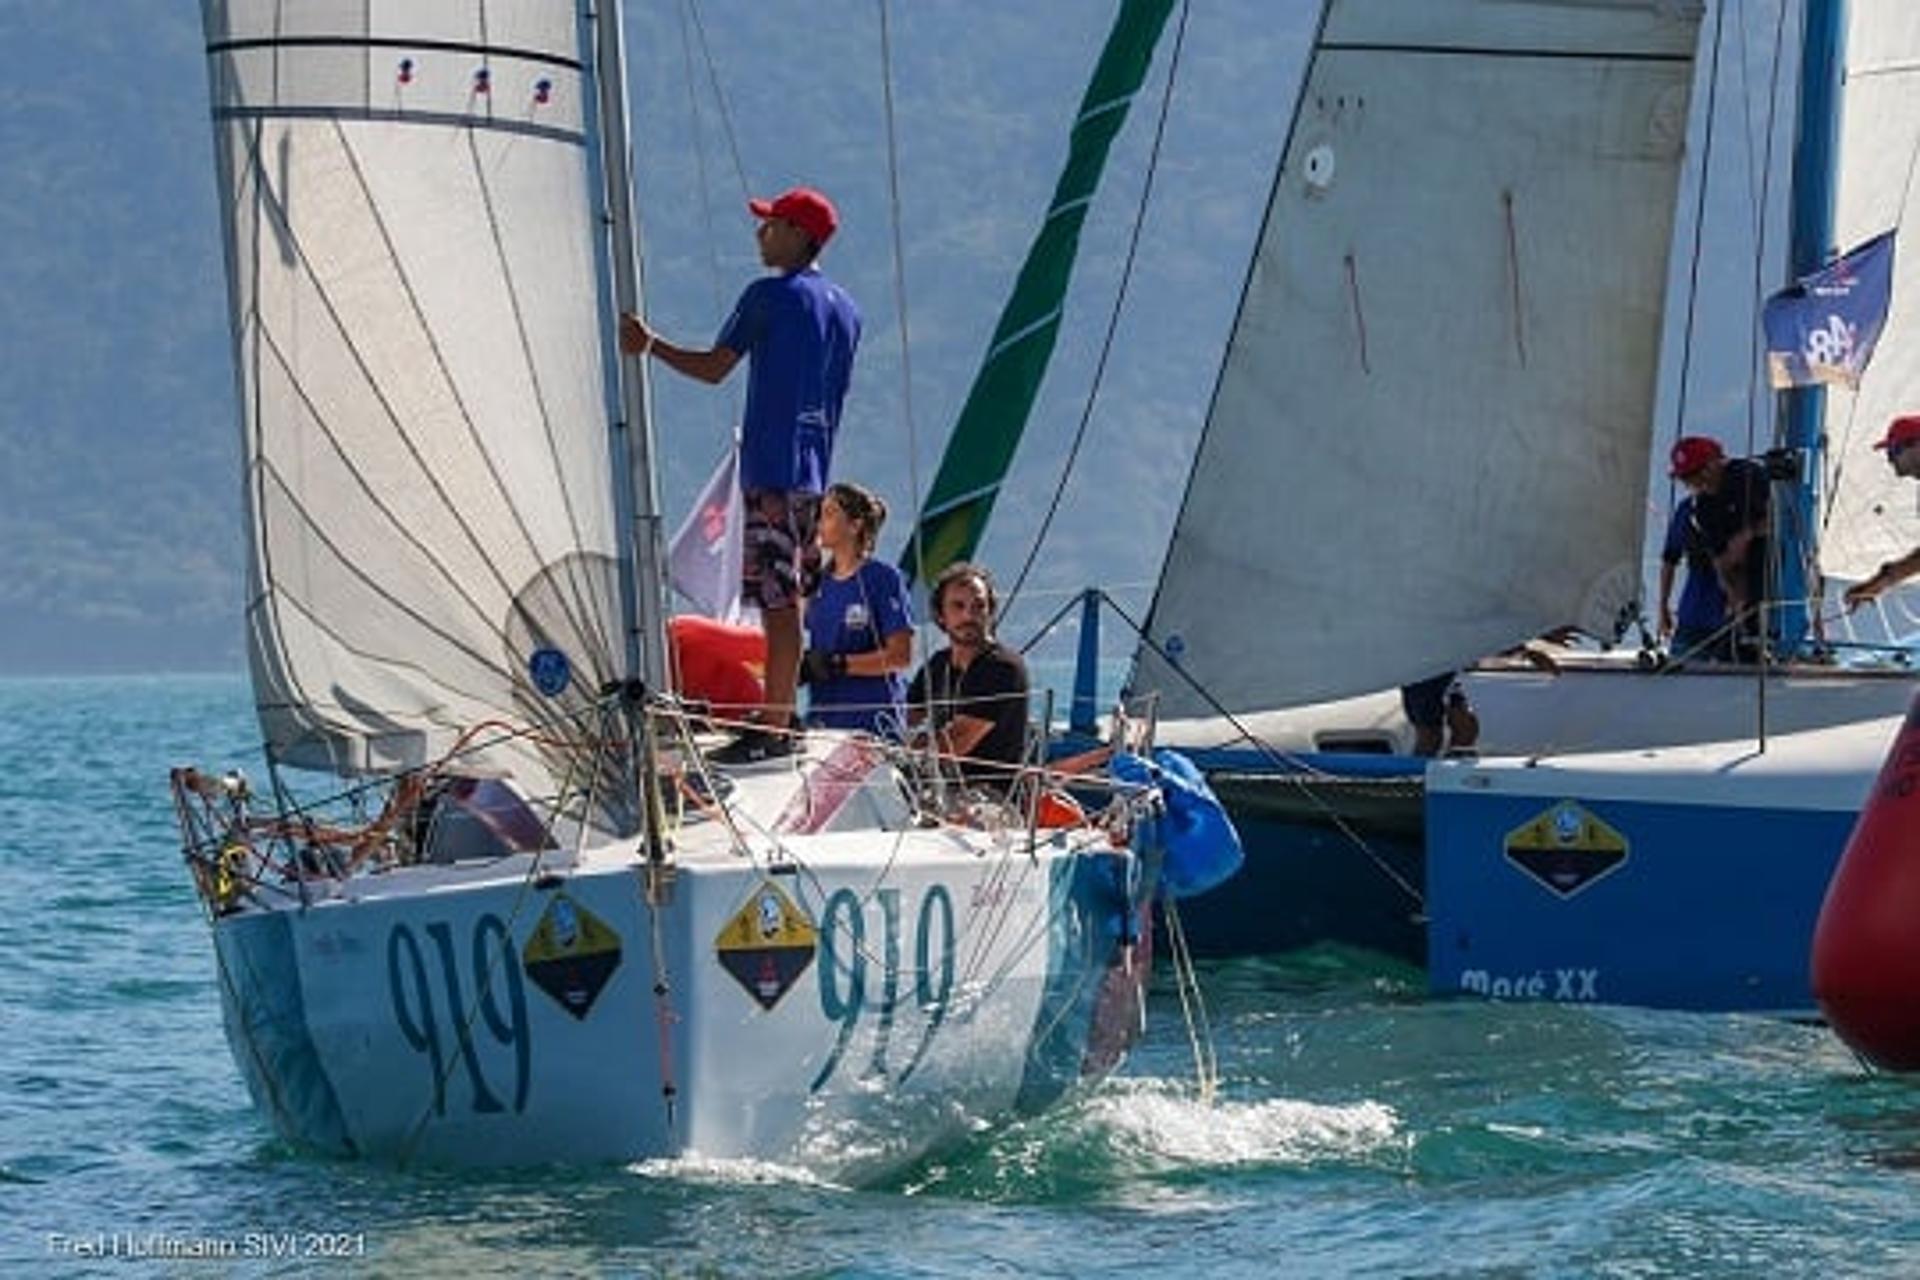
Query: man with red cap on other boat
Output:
[[1843, 414, 1920, 611], [1667, 434, 1771, 661], [621, 187, 862, 763]]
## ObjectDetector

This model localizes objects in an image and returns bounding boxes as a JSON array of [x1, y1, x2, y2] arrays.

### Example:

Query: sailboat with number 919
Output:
[[169, 0, 1201, 1177]]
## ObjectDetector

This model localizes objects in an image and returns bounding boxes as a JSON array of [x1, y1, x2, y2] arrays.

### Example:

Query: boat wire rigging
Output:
[[998, 0, 1192, 632], [1823, 49, 1920, 531], [877, 0, 929, 608], [1026, 588, 1426, 912], [1162, 899, 1218, 1106], [673, 0, 747, 440], [1669, 0, 1732, 461]]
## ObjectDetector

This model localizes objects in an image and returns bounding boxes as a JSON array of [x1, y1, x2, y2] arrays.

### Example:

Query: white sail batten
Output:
[[202, 1, 625, 789], [1137, 0, 1701, 718], [1820, 6, 1920, 584]]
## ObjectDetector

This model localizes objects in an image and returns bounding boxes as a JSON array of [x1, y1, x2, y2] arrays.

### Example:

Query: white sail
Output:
[[1137, 0, 1701, 718], [1819, 5, 1920, 584], [202, 1, 625, 791]]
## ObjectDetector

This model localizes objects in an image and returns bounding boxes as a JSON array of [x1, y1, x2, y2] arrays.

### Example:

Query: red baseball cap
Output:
[[1668, 435, 1725, 478], [1873, 414, 1920, 452], [748, 187, 838, 247]]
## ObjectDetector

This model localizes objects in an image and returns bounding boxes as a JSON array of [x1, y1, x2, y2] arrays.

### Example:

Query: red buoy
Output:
[[1811, 693, 1920, 1069]]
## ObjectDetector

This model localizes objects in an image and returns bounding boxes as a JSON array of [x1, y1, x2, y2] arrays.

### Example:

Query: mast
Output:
[[589, 0, 671, 691], [1777, 0, 1847, 655]]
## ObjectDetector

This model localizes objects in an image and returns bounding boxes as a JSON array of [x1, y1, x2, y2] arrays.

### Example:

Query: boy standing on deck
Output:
[[622, 187, 862, 763]]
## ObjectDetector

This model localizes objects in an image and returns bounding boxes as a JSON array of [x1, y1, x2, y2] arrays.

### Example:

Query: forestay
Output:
[[1819, 5, 1920, 583], [1137, 0, 1701, 717], [201, 1, 626, 798]]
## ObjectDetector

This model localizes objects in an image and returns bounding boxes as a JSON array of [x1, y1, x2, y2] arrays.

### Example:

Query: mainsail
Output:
[[1819, 6, 1920, 584], [1137, 0, 1703, 718], [201, 1, 627, 796]]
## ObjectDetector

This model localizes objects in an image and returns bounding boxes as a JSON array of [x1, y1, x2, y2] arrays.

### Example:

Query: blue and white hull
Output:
[[204, 741, 1151, 1175], [1149, 662, 1913, 973], [1424, 714, 1896, 1012]]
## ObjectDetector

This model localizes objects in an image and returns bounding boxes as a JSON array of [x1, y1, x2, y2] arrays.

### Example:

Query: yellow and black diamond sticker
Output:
[[1505, 799, 1628, 898], [715, 880, 818, 1011], [522, 891, 623, 1020]]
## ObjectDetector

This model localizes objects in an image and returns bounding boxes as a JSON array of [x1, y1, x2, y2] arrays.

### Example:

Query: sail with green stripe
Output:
[[901, 0, 1176, 586]]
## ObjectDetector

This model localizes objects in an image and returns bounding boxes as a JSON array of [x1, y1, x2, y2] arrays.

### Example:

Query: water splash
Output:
[[1086, 1077, 1400, 1170], [624, 1153, 837, 1189]]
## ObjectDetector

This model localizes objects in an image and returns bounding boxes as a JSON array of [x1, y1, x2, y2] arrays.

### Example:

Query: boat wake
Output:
[[893, 1077, 1402, 1199], [625, 1153, 837, 1189], [1084, 1077, 1400, 1170]]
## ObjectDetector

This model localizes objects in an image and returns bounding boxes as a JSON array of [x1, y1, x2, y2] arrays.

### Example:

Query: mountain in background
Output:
[[0, 0, 1305, 675]]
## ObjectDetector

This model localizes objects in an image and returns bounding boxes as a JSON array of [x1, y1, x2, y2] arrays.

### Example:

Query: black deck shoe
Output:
[[706, 727, 799, 766]]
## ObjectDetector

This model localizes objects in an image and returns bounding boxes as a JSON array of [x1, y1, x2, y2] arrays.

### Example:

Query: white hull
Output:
[[207, 738, 1149, 1176], [1153, 658, 1916, 760]]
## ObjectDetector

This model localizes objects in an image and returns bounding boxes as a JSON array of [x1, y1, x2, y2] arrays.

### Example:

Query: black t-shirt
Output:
[[1686, 457, 1770, 556], [907, 643, 1030, 788]]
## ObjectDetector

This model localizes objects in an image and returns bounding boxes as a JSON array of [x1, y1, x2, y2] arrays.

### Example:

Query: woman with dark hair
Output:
[[801, 481, 913, 735]]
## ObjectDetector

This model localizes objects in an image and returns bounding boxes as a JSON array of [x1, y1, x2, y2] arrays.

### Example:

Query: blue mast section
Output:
[[1070, 589, 1101, 736], [1778, 0, 1846, 655]]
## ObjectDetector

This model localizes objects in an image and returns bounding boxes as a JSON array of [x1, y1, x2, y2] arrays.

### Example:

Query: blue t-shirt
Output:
[[715, 268, 862, 494], [1661, 497, 1728, 633], [804, 558, 911, 734]]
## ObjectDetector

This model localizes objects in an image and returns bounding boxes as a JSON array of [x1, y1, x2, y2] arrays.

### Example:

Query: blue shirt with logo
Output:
[[716, 268, 861, 494], [804, 558, 911, 734]]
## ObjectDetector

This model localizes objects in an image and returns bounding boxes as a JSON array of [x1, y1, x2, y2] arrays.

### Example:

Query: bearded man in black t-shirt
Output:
[[907, 563, 1030, 792]]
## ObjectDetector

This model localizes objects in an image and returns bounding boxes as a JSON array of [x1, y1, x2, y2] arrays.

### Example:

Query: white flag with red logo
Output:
[[669, 443, 751, 623]]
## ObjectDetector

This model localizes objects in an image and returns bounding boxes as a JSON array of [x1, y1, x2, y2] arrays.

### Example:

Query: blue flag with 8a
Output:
[[1763, 230, 1896, 389]]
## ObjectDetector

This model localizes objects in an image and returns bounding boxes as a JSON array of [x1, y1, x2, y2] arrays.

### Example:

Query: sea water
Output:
[[3, 675, 1919, 1278]]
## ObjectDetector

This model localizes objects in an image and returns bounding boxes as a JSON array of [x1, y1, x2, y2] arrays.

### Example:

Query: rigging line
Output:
[[1826, 137, 1920, 529], [1101, 592, 1330, 778], [463, 126, 621, 673], [1097, 591, 1425, 908], [956, 811, 1049, 989], [999, 0, 1192, 628], [685, 0, 752, 204], [1741, 0, 1791, 459], [675, 0, 737, 424], [879, 0, 926, 608], [1671, 0, 1728, 448], [1821, 389, 1866, 532], [328, 119, 606, 667], [1163, 899, 1218, 1105]]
